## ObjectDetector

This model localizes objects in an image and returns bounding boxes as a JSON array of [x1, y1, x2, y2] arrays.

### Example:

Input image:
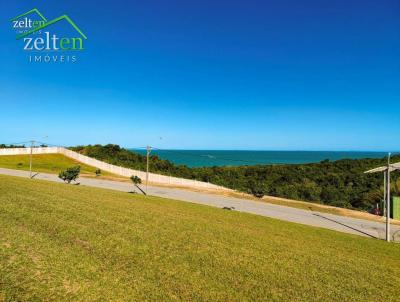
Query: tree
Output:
[[130, 175, 145, 194], [248, 180, 268, 198], [131, 175, 142, 185], [59, 166, 81, 184], [130, 175, 142, 192]]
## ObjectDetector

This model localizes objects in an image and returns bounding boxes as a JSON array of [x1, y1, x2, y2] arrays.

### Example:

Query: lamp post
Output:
[[365, 153, 400, 242], [146, 145, 151, 194], [386, 153, 391, 242], [29, 140, 35, 178]]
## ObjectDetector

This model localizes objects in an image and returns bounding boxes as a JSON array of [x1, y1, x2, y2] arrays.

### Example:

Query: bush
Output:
[[130, 175, 142, 185], [248, 180, 267, 198], [59, 166, 81, 184]]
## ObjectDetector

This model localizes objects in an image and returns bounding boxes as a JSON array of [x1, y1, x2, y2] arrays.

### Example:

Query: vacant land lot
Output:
[[0, 153, 390, 223], [0, 175, 399, 301], [0, 154, 124, 180]]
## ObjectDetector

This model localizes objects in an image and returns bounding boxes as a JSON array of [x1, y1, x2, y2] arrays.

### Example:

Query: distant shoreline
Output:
[[130, 149, 391, 168]]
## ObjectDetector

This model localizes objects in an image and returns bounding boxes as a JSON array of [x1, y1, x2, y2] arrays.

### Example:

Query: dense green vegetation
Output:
[[71, 145, 400, 211], [0, 144, 26, 148], [1, 174, 399, 301]]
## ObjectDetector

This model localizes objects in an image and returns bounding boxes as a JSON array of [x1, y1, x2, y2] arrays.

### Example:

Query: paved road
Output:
[[1, 167, 399, 241]]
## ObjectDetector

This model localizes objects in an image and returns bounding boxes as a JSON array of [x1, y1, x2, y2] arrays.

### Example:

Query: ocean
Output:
[[131, 150, 388, 168]]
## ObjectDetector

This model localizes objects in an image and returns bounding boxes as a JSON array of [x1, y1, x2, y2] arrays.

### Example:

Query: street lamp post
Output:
[[146, 145, 151, 194], [386, 153, 391, 242], [364, 153, 400, 242], [29, 140, 35, 178]]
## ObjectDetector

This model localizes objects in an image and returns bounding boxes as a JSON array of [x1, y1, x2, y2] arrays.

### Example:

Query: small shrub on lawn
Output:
[[130, 175, 142, 185], [59, 166, 81, 184]]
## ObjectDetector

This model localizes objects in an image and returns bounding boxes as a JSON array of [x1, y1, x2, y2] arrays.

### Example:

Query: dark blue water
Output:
[[130, 150, 387, 168]]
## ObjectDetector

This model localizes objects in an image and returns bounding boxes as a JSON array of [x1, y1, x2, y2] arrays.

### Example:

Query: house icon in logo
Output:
[[11, 8, 87, 52], [11, 8, 48, 24]]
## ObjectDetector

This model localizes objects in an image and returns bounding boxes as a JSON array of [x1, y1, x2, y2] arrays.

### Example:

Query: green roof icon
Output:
[[12, 8, 87, 40], [11, 8, 47, 23]]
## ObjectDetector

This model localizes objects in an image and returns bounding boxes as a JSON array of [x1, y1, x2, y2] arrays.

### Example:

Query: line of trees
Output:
[[0, 144, 26, 148], [70, 144, 400, 211]]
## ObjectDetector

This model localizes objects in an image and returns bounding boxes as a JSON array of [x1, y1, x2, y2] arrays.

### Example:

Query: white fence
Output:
[[0, 147, 226, 190], [0, 147, 59, 155]]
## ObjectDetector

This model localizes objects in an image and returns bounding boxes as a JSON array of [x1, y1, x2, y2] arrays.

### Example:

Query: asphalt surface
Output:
[[1, 167, 399, 241]]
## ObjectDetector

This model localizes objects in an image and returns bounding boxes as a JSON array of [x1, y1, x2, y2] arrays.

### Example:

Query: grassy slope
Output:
[[0, 154, 124, 180], [0, 175, 399, 301]]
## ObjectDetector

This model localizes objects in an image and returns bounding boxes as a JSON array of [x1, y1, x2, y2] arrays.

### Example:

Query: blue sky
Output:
[[0, 0, 399, 150]]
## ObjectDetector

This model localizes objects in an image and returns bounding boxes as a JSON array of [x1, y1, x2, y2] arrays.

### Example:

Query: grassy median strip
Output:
[[0, 174, 399, 301]]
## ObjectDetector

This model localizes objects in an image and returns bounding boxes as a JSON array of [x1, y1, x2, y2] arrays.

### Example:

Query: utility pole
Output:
[[383, 171, 387, 217], [146, 145, 151, 194], [29, 140, 35, 178], [386, 153, 391, 242]]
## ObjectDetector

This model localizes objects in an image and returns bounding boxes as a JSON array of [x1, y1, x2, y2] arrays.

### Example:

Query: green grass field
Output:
[[0, 154, 122, 180], [0, 174, 399, 301]]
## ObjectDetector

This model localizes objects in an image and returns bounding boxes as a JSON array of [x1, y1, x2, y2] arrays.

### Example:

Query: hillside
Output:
[[1, 174, 399, 301], [70, 145, 400, 210]]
